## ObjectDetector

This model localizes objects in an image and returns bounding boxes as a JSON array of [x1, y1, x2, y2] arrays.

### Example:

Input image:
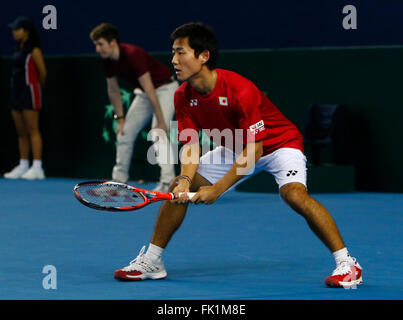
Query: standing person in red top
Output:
[[113, 22, 363, 288], [4, 17, 47, 180], [90, 23, 178, 192]]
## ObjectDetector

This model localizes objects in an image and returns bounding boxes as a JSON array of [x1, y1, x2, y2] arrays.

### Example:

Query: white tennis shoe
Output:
[[21, 167, 45, 180], [325, 257, 363, 288], [4, 165, 29, 179], [114, 246, 167, 281]]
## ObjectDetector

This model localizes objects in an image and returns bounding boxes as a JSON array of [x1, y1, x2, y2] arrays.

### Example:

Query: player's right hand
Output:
[[153, 121, 169, 138], [171, 178, 191, 204]]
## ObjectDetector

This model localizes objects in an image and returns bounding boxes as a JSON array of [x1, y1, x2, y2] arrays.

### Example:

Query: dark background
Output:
[[1, 0, 403, 55]]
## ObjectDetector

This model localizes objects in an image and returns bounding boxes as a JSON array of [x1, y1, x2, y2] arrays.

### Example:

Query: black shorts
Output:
[[9, 82, 42, 111]]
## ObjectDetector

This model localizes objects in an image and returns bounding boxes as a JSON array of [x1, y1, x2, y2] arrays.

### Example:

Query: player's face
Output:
[[172, 37, 205, 81], [12, 28, 28, 42], [93, 38, 115, 58]]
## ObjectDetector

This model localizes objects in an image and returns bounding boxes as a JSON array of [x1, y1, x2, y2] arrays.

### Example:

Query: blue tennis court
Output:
[[0, 177, 402, 300]]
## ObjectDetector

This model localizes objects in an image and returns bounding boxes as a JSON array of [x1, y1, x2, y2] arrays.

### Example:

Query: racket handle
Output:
[[178, 192, 196, 200]]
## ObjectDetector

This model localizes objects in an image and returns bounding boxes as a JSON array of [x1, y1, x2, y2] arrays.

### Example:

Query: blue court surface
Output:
[[0, 177, 402, 300]]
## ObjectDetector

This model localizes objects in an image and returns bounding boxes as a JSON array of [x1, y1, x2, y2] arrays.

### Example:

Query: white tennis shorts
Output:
[[197, 146, 307, 191]]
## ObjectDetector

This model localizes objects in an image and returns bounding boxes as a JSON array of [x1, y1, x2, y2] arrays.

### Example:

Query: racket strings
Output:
[[77, 183, 145, 207]]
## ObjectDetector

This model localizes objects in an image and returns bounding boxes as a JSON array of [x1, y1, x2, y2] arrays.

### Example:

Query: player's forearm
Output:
[[32, 48, 47, 86], [145, 88, 165, 123], [37, 66, 47, 86], [214, 141, 263, 193], [37, 72, 46, 86], [139, 72, 165, 124], [180, 160, 200, 180], [179, 144, 201, 181]]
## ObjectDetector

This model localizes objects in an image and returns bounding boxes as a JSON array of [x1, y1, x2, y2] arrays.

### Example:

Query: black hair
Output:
[[20, 22, 41, 50], [170, 22, 218, 69]]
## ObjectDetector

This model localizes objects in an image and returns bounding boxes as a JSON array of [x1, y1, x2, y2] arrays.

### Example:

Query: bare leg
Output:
[[11, 110, 30, 160], [280, 182, 345, 252], [22, 110, 42, 160], [151, 173, 212, 248]]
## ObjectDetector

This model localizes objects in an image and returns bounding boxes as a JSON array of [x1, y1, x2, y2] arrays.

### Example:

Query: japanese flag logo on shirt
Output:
[[218, 97, 228, 106]]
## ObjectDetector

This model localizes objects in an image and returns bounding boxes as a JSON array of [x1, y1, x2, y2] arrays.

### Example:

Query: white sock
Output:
[[145, 243, 164, 263], [19, 159, 29, 170], [32, 160, 42, 170], [333, 247, 352, 265]]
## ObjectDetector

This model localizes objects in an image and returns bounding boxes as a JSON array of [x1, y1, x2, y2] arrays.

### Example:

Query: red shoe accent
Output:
[[325, 263, 363, 288], [113, 246, 167, 281], [114, 269, 144, 281]]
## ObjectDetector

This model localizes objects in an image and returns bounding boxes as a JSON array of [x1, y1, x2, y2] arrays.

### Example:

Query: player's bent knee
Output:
[[280, 182, 308, 206]]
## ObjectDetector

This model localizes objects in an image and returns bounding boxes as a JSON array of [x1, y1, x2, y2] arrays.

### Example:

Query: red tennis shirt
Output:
[[101, 43, 173, 89], [174, 69, 304, 156]]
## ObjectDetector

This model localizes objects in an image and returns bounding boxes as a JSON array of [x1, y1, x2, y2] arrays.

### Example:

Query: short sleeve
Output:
[[127, 49, 149, 78], [174, 92, 200, 145], [235, 84, 267, 144], [101, 59, 115, 78]]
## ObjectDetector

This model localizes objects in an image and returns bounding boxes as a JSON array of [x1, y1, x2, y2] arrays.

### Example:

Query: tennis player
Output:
[[114, 22, 363, 288], [4, 17, 46, 180], [90, 23, 178, 192]]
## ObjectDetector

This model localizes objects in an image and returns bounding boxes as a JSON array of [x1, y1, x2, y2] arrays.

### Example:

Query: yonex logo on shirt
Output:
[[190, 99, 198, 107]]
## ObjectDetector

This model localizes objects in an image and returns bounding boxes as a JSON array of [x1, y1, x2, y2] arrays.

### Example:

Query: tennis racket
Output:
[[73, 180, 196, 212]]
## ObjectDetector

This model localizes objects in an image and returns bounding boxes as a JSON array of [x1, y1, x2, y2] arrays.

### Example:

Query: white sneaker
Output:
[[21, 167, 45, 180], [152, 182, 170, 193], [325, 257, 363, 288], [113, 246, 167, 281], [4, 165, 29, 179]]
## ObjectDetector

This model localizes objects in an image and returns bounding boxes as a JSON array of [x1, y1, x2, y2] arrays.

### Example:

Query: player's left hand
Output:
[[191, 185, 223, 205]]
